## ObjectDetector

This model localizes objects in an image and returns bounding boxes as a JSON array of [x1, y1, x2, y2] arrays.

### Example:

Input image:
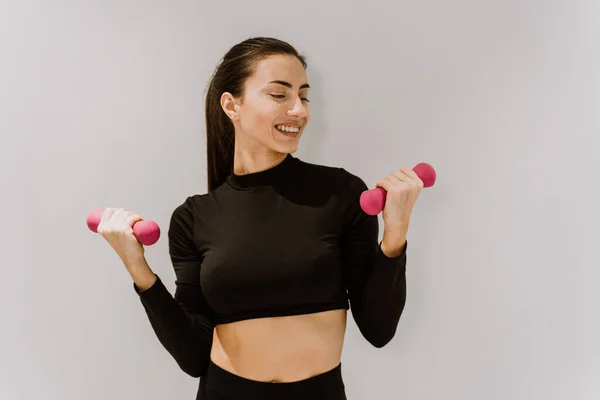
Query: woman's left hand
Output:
[[375, 167, 424, 256]]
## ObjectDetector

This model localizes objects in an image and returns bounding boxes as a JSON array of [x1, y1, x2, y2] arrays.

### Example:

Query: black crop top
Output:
[[134, 154, 408, 378]]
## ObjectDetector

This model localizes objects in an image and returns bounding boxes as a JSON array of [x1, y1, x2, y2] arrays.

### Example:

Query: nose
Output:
[[287, 96, 308, 119]]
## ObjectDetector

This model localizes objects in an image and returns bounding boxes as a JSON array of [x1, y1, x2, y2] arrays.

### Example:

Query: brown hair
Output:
[[205, 37, 307, 191]]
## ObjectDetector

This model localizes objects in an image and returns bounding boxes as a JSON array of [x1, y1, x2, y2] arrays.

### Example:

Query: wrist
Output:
[[123, 256, 156, 289], [383, 222, 408, 244], [380, 235, 407, 258], [122, 253, 147, 269]]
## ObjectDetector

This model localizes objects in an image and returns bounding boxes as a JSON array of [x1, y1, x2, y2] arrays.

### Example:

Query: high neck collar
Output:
[[226, 154, 296, 190]]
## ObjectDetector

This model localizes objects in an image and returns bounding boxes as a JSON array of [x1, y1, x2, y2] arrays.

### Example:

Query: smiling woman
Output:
[[215, 51, 312, 177], [108, 37, 415, 400]]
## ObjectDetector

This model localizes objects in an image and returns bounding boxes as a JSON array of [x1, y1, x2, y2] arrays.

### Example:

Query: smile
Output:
[[275, 124, 301, 133]]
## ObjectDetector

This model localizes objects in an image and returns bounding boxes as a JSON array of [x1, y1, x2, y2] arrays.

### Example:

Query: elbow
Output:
[[351, 291, 407, 348], [371, 337, 392, 349], [356, 310, 403, 348], [172, 341, 212, 378], [365, 327, 397, 348], [177, 355, 210, 378], [181, 365, 202, 378]]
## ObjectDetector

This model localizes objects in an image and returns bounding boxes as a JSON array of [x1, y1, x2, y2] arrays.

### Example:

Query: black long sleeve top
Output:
[[134, 154, 407, 378]]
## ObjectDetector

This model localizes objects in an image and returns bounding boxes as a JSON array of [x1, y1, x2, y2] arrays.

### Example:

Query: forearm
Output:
[[126, 257, 213, 377], [381, 220, 408, 258], [381, 235, 407, 258], [350, 245, 407, 348], [123, 256, 158, 291]]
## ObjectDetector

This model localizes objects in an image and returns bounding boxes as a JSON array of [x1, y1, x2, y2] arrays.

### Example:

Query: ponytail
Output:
[[205, 76, 234, 192]]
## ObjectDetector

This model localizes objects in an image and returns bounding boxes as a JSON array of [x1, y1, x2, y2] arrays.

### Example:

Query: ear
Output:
[[221, 92, 240, 121]]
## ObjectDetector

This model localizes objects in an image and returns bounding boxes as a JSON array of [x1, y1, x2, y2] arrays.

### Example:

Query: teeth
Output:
[[276, 124, 300, 133]]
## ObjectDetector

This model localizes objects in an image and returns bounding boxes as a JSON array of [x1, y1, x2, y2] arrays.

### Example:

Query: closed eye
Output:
[[270, 94, 310, 103]]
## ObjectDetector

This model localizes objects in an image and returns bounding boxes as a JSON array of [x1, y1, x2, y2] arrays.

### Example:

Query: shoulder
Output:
[[170, 193, 212, 226], [295, 157, 368, 192], [295, 157, 366, 183], [336, 166, 370, 194], [293, 157, 370, 209], [168, 192, 220, 250]]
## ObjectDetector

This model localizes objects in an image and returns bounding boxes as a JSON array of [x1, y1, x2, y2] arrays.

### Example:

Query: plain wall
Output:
[[1, 0, 598, 399]]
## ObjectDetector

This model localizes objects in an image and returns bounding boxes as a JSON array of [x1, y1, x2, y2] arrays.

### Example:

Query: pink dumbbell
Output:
[[360, 163, 436, 216], [86, 208, 161, 246]]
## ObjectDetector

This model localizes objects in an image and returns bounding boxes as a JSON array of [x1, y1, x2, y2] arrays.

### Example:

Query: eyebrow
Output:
[[268, 80, 310, 90]]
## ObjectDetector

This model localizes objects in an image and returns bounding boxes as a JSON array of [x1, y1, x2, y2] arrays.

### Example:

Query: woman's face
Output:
[[222, 54, 311, 154]]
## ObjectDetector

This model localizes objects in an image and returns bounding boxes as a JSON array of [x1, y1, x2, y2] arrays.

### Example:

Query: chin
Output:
[[272, 142, 299, 154], [269, 133, 301, 154]]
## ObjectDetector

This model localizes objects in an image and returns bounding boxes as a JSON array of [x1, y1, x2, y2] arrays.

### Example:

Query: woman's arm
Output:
[[131, 198, 214, 377], [341, 171, 408, 348]]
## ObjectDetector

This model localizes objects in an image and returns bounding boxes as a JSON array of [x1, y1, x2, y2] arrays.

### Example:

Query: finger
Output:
[[100, 208, 116, 223], [397, 168, 424, 189], [375, 178, 388, 190], [98, 208, 117, 234], [112, 208, 126, 222], [390, 170, 409, 183], [401, 167, 423, 184], [125, 213, 144, 228], [120, 210, 141, 229], [112, 208, 142, 225], [376, 177, 397, 192], [105, 208, 121, 228]]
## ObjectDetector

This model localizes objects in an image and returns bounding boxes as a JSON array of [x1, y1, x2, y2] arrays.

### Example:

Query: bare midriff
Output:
[[210, 309, 347, 382]]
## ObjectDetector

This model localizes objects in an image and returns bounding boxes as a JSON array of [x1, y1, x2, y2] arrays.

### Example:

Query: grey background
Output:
[[1, 1, 599, 399]]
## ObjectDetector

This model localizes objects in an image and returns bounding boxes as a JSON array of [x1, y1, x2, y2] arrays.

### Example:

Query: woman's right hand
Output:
[[97, 208, 146, 265]]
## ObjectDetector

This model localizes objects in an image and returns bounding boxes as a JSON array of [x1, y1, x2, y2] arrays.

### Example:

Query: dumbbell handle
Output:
[[360, 163, 436, 216], [86, 208, 161, 246]]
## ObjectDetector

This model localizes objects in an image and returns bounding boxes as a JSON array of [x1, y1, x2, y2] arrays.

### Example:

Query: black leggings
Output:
[[196, 360, 347, 400]]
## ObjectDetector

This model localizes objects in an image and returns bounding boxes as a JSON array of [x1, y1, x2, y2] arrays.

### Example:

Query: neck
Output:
[[226, 139, 296, 190], [233, 138, 287, 176]]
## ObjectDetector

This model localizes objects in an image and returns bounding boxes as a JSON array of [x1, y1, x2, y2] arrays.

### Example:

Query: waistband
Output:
[[201, 360, 346, 399]]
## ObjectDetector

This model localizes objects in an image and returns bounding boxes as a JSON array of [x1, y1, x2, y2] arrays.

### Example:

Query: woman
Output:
[[97, 37, 423, 400]]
